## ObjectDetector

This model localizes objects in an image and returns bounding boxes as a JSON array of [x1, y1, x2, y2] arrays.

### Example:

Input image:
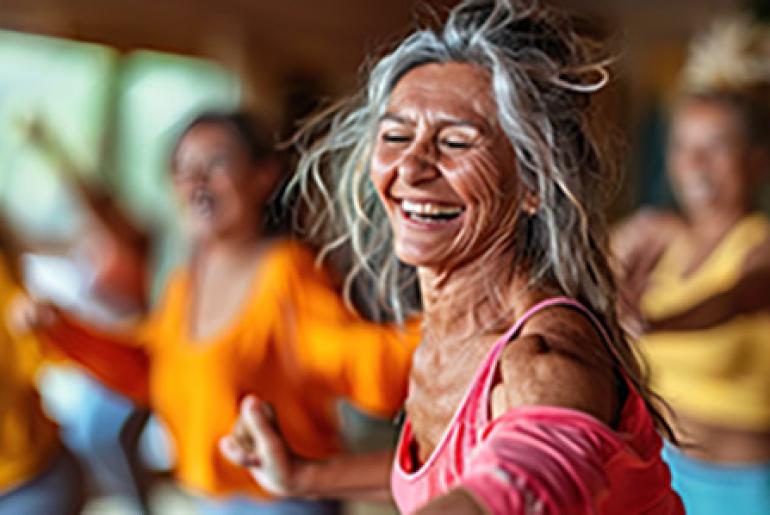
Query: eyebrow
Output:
[[379, 112, 486, 130]]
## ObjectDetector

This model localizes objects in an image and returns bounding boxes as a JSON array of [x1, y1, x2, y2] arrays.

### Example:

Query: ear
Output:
[[521, 190, 540, 216]]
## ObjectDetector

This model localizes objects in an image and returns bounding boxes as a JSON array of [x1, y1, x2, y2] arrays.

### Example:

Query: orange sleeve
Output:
[[39, 315, 150, 405], [272, 242, 420, 418]]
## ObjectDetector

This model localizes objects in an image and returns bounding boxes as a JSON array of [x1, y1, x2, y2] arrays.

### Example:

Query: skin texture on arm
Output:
[[415, 307, 620, 515]]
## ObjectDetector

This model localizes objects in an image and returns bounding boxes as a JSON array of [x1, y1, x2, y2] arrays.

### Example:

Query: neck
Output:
[[417, 250, 542, 344], [688, 206, 749, 244], [197, 218, 264, 263]]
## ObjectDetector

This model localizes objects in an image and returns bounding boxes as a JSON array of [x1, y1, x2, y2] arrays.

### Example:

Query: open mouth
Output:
[[399, 199, 465, 224], [192, 189, 217, 219], [680, 174, 716, 204]]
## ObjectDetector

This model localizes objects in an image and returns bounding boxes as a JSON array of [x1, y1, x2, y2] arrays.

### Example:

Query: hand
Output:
[[219, 395, 296, 496], [9, 294, 57, 334]]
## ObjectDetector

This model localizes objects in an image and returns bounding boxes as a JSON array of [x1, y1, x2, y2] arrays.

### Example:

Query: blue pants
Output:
[[0, 449, 85, 515], [663, 443, 770, 515], [197, 496, 340, 515]]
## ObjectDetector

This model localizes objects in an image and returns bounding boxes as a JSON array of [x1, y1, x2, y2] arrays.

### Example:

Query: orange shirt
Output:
[[42, 241, 419, 498], [0, 257, 59, 492]]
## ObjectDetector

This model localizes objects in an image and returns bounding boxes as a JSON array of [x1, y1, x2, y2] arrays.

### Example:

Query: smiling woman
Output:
[[371, 61, 517, 270], [221, 1, 684, 514]]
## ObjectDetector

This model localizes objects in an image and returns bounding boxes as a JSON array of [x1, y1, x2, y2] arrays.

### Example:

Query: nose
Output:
[[188, 167, 211, 188], [398, 139, 439, 186]]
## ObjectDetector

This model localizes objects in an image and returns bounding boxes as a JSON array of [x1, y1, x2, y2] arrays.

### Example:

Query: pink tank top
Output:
[[391, 297, 683, 514]]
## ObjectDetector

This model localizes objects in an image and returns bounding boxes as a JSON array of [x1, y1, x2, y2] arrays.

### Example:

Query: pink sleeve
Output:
[[460, 409, 623, 515]]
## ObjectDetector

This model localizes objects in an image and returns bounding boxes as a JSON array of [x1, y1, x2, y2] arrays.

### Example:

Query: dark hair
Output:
[[173, 110, 277, 165], [173, 110, 291, 235]]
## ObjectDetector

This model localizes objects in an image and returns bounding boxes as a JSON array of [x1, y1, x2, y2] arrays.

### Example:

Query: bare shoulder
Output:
[[612, 209, 684, 255], [494, 306, 619, 425], [614, 208, 684, 235]]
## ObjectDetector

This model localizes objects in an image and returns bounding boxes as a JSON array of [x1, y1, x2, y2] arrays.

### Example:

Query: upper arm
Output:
[[493, 308, 618, 426]]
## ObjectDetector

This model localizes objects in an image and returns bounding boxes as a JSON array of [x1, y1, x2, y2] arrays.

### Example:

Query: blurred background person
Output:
[[19, 116, 155, 515], [0, 219, 85, 515], [613, 15, 770, 515], [1, 0, 769, 514], [14, 110, 418, 515]]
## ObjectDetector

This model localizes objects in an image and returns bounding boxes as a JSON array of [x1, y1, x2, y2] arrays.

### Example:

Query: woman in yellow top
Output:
[[17, 111, 418, 515], [0, 248, 85, 514], [614, 17, 770, 515]]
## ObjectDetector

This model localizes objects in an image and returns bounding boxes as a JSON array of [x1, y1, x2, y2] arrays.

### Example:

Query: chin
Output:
[[394, 245, 440, 269]]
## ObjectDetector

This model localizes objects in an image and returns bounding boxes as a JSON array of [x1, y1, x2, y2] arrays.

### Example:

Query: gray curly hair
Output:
[[289, 0, 672, 436]]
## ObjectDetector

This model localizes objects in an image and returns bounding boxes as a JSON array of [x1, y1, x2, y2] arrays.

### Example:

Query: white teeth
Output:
[[401, 199, 464, 216]]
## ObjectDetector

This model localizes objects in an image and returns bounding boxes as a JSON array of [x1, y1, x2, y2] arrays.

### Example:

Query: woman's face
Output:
[[668, 99, 756, 219], [370, 62, 519, 269], [172, 123, 276, 243]]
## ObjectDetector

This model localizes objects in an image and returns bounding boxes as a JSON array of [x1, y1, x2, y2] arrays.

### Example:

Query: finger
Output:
[[231, 418, 255, 451], [241, 396, 273, 443], [241, 397, 286, 468], [219, 435, 261, 467]]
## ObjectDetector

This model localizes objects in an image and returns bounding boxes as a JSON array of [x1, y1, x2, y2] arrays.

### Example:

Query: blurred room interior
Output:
[[0, 1, 768, 514]]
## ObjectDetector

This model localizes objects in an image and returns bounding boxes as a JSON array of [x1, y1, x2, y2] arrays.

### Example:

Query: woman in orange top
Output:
[[16, 111, 418, 515]]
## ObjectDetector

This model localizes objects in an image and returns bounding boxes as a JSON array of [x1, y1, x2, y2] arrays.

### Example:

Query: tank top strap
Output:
[[467, 297, 612, 426]]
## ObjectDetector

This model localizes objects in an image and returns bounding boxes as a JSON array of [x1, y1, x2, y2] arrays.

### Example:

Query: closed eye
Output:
[[441, 139, 473, 149], [382, 133, 411, 144]]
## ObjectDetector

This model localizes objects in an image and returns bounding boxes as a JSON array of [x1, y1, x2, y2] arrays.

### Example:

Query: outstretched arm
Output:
[[11, 295, 150, 404], [220, 395, 394, 501]]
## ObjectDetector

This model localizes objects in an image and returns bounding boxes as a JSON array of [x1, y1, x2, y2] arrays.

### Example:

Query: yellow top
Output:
[[640, 214, 770, 430], [44, 240, 419, 498], [0, 256, 59, 492]]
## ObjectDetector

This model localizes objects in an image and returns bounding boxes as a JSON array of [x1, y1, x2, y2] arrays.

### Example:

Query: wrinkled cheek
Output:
[[449, 164, 520, 256], [369, 156, 397, 207], [450, 160, 512, 219]]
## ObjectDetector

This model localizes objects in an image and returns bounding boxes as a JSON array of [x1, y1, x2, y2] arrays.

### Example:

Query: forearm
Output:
[[293, 449, 394, 501], [40, 313, 150, 403], [647, 291, 735, 333]]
